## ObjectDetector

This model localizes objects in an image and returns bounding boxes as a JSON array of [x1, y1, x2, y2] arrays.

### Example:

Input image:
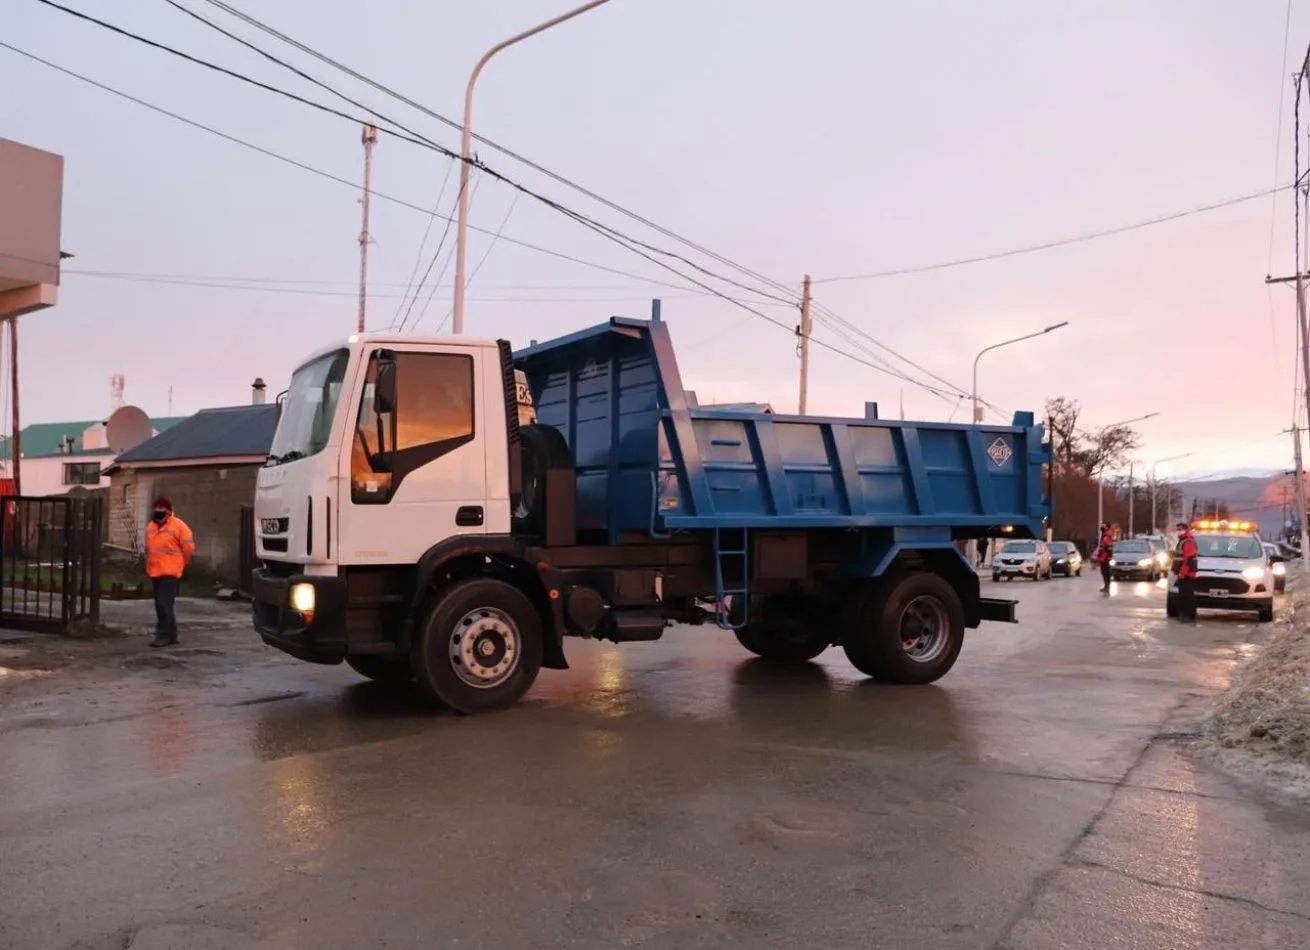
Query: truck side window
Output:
[[353, 351, 476, 503]]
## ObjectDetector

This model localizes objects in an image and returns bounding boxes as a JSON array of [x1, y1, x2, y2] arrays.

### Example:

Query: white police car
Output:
[[1166, 521, 1274, 622]]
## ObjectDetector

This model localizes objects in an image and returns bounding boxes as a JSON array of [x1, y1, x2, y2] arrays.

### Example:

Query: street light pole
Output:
[[451, 0, 615, 335], [971, 321, 1069, 423], [1094, 411, 1160, 531], [1150, 453, 1191, 534]]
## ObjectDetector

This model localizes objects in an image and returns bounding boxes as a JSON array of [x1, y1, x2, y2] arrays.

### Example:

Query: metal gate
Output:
[[0, 495, 102, 632], [238, 504, 255, 597]]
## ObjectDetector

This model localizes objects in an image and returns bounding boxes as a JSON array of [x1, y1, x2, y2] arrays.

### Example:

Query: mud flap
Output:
[[978, 597, 1018, 623]]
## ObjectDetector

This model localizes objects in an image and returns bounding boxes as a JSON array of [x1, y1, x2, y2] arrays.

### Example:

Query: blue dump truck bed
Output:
[[516, 312, 1050, 545]]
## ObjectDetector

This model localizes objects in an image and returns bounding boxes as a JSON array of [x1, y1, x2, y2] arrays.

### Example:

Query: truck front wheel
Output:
[[733, 595, 831, 662], [842, 573, 965, 684], [411, 578, 544, 713]]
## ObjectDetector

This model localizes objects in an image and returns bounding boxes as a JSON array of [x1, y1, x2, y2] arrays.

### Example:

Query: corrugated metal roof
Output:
[[0, 416, 188, 460], [113, 405, 277, 464]]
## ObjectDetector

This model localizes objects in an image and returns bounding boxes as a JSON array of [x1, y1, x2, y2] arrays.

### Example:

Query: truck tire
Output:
[[733, 594, 830, 662], [512, 424, 571, 537], [842, 572, 965, 685], [411, 578, 544, 713], [346, 655, 413, 685]]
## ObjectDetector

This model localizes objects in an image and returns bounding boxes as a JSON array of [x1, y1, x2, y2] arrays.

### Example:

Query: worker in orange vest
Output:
[[145, 496, 195, 647], [1173, 521, 1199, 623]]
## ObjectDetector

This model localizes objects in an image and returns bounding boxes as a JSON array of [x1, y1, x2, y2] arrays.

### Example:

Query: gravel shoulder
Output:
[[1199, 569, 1310, 799]]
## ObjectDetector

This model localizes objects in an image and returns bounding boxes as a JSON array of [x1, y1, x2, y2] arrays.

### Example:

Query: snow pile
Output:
[[1200, 574, 1310, 798]]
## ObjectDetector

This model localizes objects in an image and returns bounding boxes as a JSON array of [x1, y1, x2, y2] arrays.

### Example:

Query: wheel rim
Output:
[[449, 606, 520, 688], [898, 595, 950, 663]]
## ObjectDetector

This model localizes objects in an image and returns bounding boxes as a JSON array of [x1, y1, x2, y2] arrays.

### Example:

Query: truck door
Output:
[[337, 343, 490, 565]]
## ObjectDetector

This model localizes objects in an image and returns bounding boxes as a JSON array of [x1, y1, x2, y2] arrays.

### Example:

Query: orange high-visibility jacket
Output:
[[146, 514, 196, 578]]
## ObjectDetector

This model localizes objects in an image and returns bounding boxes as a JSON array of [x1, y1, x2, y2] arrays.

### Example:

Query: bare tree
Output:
[[1072, 424, 1140, 477]]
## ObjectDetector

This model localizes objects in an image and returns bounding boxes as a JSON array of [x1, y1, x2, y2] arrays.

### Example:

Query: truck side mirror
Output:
[[274, 390, 288, 423], [374, 356, 398, 414]]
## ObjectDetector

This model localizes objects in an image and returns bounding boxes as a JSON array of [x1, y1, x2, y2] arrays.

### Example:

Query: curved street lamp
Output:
[[971, 322, 1069, 423], [451, 0, 616, 334]]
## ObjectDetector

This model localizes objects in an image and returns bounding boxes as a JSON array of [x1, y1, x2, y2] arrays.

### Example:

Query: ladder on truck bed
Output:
[[714, 527, 749, 630]]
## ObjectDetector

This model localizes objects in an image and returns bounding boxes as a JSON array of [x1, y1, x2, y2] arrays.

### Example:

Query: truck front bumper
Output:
[[252, 568, 348, 664]]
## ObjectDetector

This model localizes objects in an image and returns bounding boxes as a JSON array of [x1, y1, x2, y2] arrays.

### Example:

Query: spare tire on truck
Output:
[[842, 571, 965, 684], [511, 423, 572, 538]]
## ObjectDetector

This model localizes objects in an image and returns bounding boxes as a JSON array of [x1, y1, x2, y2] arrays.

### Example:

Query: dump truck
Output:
[[251, 308, 1051, 712]]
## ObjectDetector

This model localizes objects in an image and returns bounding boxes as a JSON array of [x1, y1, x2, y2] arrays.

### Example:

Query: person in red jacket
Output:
[[1173, 521, 1199, 622], [1093, 523, 1115, 593]]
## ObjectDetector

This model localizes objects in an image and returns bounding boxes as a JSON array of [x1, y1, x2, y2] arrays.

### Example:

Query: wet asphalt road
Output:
[[2, 574, 1310, 949]]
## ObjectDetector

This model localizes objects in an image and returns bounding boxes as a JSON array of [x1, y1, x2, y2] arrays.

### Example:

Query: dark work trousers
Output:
[[1176, 576, 1197, 619], [153, 575, 180, 641], [1100, 561, 1112, 590]]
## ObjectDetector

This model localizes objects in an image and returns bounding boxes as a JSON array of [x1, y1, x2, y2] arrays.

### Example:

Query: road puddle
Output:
[[0, 666, 53, 683]]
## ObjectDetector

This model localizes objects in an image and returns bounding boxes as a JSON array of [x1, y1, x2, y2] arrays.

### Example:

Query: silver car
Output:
[[1167, 530, 1274, 622], [992, 539, 1053, 581]]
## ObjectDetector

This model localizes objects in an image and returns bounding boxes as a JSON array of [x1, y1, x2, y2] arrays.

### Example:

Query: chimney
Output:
[[252, 377, 267, 406]]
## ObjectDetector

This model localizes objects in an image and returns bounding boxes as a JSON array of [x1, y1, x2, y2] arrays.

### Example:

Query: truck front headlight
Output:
[[290, 582, 316, 615]]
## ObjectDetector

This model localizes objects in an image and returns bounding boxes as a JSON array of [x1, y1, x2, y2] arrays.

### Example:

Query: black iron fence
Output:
[[238, 504, 256, 597], [0, 495, 102, 633]]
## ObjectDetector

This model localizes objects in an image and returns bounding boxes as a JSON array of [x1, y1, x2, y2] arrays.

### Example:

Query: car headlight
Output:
[[1109, 559, 1117, 567], [1273, 562, 1287, 577], [1157, 552, 1169, 564], [289, 581, 316, 614], [1137, 558, 1153, 568], [1241, 566, 1267, 581]]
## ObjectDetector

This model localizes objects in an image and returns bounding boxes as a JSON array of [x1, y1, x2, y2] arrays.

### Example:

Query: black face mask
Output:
[[152, 511, 169, 524]]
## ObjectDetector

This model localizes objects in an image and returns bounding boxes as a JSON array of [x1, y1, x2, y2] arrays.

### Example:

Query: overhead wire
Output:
[[430, 192, 523, 335], [0, 42, 722, 295], [185, 0, 977, 395], [1265, 0, 1295, 381], [14, 14, 962, 397], [395, 171, 480, 332], [391, 157, 455, 328], [24, 2, 802, 315]]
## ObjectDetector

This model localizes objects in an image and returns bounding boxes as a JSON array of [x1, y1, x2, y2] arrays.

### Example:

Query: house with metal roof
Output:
[[0, 415, 186, 496], [102, 403, 276, 584]]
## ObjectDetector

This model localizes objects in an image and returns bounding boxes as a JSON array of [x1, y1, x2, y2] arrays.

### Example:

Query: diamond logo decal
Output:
[[987, 437, 1013, 468]]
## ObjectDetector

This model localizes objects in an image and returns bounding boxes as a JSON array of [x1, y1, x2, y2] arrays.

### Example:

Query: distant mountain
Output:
[[1171, 471, 1301, 537], [1175, 467, 1283, 482]]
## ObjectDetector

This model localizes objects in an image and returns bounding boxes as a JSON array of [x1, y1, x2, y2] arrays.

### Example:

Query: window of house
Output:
[[62, 462, 102, 485], [353, 351, 475, 503]]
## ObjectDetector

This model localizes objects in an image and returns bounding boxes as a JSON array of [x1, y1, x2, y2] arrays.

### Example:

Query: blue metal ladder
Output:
[[714, 527, 749, 630]]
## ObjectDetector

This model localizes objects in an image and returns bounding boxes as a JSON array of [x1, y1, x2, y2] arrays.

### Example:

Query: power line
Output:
[[395, 171, 479, 332], [391, 157, 455, 328], [431, 193, 523, 334], [25, 3, 801, 313], [0, 42, 716, 294], [170, 0, 977, 400], [16, 11, 969, 400], [814, 184, 1295, 285]]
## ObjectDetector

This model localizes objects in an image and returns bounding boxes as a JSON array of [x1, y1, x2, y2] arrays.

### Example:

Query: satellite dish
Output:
[[106, 405, 153, 454]]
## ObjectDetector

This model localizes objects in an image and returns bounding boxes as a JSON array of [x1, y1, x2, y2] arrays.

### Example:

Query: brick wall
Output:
[[107, 464, 258, 584]]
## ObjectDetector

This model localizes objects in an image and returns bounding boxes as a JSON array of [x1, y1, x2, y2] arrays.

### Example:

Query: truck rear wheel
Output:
[[842, 572, 965, 684], [733, 594, 831, 662], [411, 578, 544, 713], [346, 655, 413, 685]]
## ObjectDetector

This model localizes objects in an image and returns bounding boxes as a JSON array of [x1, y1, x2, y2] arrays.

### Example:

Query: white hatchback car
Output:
[[1167, 526, 1274, 622], [992, 539, 1053, 581]]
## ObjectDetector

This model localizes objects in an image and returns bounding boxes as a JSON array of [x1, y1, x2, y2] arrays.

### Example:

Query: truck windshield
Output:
[[267, 349, 349, 465]]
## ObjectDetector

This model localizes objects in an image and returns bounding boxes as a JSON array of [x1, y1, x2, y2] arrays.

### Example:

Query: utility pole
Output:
[[8, 316, 19, 496], [1294, 426, 1310, 565], [357, 123, 378, 334], [797, 274, 812, 415], [1127, 461, 1135, 536]]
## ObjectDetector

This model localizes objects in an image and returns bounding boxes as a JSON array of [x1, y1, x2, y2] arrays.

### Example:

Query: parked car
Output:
[[1108, 538, 1162, 581], [1144, 536, 1172, 574], [1048, 541, 1083, 577], [992, 539, 1053, 581], [1263, 542, 1288, 594]]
